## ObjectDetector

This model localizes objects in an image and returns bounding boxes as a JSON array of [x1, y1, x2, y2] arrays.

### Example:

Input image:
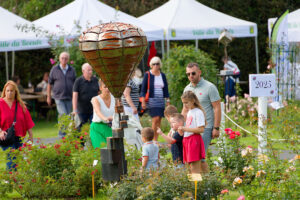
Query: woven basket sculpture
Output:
[[79, 22, 147, 98]]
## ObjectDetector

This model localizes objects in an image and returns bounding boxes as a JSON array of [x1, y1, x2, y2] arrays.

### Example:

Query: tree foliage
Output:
[[0, 0, 299, 90]]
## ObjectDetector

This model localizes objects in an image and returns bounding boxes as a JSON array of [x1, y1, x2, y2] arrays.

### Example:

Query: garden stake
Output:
[[188, 173, 202, 200], [92, 174, 95, 199]]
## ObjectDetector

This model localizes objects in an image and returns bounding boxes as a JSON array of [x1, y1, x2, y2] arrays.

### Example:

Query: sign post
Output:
[[249, 74, 276, 154]]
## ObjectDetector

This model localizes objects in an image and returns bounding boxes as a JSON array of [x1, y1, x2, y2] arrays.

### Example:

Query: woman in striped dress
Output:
[[140, 57, 170, 141]]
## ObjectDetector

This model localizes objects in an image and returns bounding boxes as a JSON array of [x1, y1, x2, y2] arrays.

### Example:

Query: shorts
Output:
[[182, 134, 205, 163]]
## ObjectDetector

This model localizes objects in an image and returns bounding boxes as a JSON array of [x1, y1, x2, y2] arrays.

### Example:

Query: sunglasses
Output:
[[152, 63, 160, 66], [186, 72, 196, 76]]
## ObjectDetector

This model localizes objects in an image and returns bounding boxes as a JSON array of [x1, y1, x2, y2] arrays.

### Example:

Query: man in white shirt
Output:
[[222, 56, 240, 97]]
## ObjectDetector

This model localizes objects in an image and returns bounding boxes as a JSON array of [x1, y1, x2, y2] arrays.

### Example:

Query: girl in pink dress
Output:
[[178, 91, 206, 174]]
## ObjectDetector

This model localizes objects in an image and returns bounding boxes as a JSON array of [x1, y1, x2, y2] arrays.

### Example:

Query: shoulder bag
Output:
[[0, 102, 18, 146]]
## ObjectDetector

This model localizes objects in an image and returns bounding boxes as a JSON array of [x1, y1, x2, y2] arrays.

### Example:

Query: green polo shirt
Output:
[[184, 78, 220, 128]]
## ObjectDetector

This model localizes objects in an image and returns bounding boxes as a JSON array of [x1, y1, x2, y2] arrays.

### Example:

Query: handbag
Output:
[[138, 71, 150, 116], [139, 71, 150, 103], [0, 102, 18, 146]]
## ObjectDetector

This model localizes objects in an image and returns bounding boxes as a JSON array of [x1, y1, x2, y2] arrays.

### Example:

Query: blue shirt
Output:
[[142, 141, 159, 170]]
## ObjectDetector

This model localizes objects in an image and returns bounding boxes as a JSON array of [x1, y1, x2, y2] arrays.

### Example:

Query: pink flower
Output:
[[56, 25, 60, 28], [235, 131, 240, 136], [229, 134, 236, 139], [221, 189, 229, 194], [50, 58, 56, 65], [244, 93, 249, 98], [237, 195, 245, 200], [70, 60, 74, 65], [224, 128, 232, 135]]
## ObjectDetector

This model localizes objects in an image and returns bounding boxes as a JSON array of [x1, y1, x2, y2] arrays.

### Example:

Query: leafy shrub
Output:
[[110, 164, 224, 200], [0, 117, 103, 198], [163, 45, 219, 109]]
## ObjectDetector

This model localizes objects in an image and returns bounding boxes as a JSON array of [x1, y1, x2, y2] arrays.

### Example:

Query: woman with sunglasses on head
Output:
[[140, 56, 170, 142], [0, 81, 34, 170]]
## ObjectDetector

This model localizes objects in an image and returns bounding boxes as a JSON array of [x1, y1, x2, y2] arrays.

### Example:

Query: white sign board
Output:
[[249, 74, 276, 97]]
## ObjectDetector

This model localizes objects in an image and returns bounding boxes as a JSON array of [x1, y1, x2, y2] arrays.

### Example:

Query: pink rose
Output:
[[50, 58, 56, 65], [70, 60, 74, 65], [235, 131, 240, 136], [221, 189, 229, 194], [244, 93, 249, 98], [229, 134, 236, 139], [237, 195, 245, 200]]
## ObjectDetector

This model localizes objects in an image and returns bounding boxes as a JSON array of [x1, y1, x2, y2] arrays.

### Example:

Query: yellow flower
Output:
[[258, 154, 269, 163], [294, 155, 300, 160], [233, 177, 243, 187], [256, 170, 266, 178]]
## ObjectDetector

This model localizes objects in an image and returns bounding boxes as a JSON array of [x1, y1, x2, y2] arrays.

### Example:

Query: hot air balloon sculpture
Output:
[[79, 22, 147, 181]]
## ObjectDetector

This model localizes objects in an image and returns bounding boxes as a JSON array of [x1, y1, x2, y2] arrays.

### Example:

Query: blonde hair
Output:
[[181, 91, 206, 125], [1, 80, 27, 112], [149, 56, 162, 68], [164, 105, 178, 117]]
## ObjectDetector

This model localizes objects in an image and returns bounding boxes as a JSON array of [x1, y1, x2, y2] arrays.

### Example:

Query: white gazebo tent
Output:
[[0, 6, 49, 80], [139, 0, 259, 73], [33, 0, 164, 42]]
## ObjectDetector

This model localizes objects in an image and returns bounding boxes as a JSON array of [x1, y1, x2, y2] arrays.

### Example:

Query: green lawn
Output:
[[32, 119, 58, 138]]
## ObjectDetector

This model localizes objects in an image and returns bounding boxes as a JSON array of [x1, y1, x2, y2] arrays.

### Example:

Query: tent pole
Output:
[[5, 52, 9, 81], [11, 51, 15, 78], [195, 39, 198, 50], [167, 39, 170, 58], [161, 40, 165, 59], [255, 36, 260, 73]]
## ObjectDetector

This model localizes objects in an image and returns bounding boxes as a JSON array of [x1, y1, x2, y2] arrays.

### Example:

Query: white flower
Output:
[[218, 157, 223, 163], [246, 146, 253, 153], [241, 149, 247, 157], [258, 154, 269, 163]]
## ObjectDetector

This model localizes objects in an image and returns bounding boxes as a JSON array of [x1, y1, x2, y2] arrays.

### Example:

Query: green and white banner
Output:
[[0, 38, 50, 52]]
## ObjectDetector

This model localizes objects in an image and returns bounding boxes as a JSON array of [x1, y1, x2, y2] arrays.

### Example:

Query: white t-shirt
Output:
[[184, 108, 205, 137], [92, 94, 115, 123]]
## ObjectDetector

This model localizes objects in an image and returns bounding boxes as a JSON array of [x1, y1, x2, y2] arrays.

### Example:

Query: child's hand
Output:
[[157, 128, 163, 135], [178, 126, 184, 136]]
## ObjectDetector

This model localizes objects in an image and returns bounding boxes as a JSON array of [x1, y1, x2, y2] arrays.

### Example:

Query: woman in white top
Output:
[[89, 80, 115, 149]]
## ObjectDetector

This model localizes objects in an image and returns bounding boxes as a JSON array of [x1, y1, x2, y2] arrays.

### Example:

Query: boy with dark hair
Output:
[[141, 127, 159, 171]]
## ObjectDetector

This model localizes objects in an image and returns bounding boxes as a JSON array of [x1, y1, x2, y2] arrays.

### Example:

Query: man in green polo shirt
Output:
[[182, 62, 221, 171]]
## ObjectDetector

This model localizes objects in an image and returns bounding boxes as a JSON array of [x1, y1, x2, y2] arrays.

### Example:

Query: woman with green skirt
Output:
[[90, 80, 115, 149]]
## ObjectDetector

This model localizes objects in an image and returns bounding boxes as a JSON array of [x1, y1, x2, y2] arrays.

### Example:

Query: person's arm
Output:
[[0, 128, 7, 140], [72, 92, 78, 115], [123, 86, 137, 114], [142, 156, 149, 170], [157, 128, 176, 144], [27, 129, 33, 142], [178, 126, 204, 134], [211, 100, 221, 138], [46, 83, 52, 106], [91, 97, 112, 122]]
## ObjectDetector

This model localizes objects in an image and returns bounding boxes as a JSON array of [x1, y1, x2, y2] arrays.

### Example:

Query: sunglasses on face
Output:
[[186, 72, 196, 76], [152, 63, 160, 66]]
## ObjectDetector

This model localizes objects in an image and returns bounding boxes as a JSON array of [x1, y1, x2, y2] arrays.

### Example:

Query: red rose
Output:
[[229, 134, 236, 139], [235, 131, 240, 136]]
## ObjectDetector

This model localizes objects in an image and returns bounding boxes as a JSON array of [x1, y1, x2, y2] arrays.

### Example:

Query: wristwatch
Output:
[[214, 127, 220, 131]]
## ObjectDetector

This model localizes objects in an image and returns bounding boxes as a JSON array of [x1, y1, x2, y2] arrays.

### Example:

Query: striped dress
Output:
[[148, 73, 165, 108]]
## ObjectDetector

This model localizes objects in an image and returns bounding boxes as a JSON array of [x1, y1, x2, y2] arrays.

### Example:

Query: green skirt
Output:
[[90, 122, 112, 149]]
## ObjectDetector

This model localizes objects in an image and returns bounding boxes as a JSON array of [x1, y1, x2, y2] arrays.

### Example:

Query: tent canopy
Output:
[[33, 0, 164, 41], [0, 6, 49, 52], [268, 9, 300, 43], [139, 0, 257, 40]]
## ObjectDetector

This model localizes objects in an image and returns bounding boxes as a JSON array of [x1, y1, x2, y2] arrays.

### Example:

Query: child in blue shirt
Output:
[[141, 127, 159, 171]]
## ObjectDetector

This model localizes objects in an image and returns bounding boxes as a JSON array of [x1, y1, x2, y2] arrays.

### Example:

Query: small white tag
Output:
[[93, 160, 98, 167]]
